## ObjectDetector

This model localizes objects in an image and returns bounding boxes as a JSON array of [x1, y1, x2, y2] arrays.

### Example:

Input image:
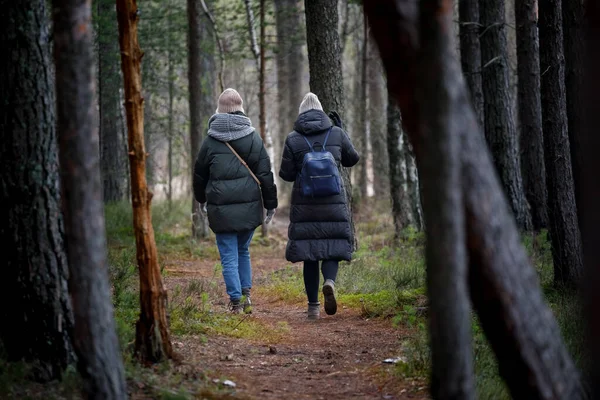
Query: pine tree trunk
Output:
[[167, 9, 174, 205], [405, 139, 424, 230], [0, 0, 74, 382], [259, 0, 268, 237], [368, 37, 389, 198], [188, 0, 211, 239], [479, 0, 532, 231], [459, 0, 484, 127], [356, 14, 368, 203], [516, 0, 548, 231], [98, 0, 125, 203], [305, 0, 356, 248], [539, 0, 583, 287], [53, 1, 127, 397], [366, 1, 585, 397], [418, 2, 475, 396], [387, 98, 413, 238], [116, 0, 174, 363], [582, 3, 600, 395], [562, 0, 585, 230], [274, 0, 303, 206]]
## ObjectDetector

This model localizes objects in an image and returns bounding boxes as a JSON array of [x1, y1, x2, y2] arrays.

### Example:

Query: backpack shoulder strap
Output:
[[225, 142, 261, 187], [322, 127, 333, 151], [302, 135, 315, 152]]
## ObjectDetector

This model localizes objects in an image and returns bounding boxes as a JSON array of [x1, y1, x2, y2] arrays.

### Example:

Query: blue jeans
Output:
[[216, 230, 254, 302]]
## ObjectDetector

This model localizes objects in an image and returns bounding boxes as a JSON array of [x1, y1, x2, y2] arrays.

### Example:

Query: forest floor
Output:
[[2, 200, 584, 400], [158, 214, 429, 399]]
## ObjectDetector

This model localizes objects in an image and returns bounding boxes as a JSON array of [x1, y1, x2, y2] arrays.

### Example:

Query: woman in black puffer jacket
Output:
[[279, 92, 360, 320]]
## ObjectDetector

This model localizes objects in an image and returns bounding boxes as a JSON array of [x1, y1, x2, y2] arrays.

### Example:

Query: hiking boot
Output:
[[242, 288, 252, 314], [307, 302, 320, 320], [242, 295, 252, 314], [323, 279, 337, 315], [228, 300, 244, 314]]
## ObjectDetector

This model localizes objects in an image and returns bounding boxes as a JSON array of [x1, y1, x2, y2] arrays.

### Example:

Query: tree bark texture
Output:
[[479, 0, 532, 231], [562, 0, 585, 230], [52, 1, 127, 397], [516, 0, 548, 231], [582, 3, 600, 396], [418, 1, 475, 396], [459, 0, 484, 127], [274, 0, 303, 206], [188, 0, 211, 239], [274, 0, 303, 139], [365, 1, 585, 398], [116, 0, 174, 363], [356, 14, 368, 203], [305, 0, 356, 249], [405, 139, 424, 231], [98, 0, 125, 203], [387, 98, 413, 237], [0, 0, 74, 382], [368, 39, 389, 198], [539, 0, 583, 287]]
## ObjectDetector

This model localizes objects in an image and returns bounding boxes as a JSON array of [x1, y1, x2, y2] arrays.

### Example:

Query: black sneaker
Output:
[[323, 279, 337, 315]]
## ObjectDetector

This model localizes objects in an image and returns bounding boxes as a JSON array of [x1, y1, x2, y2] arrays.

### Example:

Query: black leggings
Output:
[[303, 260, 339, 303]]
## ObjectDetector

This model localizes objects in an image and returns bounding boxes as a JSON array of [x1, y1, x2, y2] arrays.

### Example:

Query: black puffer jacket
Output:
[[279, 109, 360, 262], [194, 112, 277, 234]]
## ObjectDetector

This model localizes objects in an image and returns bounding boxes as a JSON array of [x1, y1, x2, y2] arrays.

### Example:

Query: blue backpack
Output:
[[299, 127, 342, 197]]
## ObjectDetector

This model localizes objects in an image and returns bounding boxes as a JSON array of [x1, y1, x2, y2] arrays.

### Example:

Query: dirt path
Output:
[[164, 217, 428, 399]]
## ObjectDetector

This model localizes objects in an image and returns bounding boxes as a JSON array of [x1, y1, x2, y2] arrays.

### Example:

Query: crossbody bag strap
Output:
[[225, 142, 262, 187]]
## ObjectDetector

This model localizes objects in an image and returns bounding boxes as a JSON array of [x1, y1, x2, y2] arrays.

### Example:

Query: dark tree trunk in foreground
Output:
[[539, 0, 583, 287], [188, 0, 210, 239], [479, 0, 532, 231], [0, 0, 74, 382], [582, 3, 600, 396], [305, 0, 356, 248], [53, 1, 127, 397], [459, 0, 484, 127], [387, 98, 412, 237], [516, 0, 548, 231], [98, 0, 125, 203], [562, 0, 585, 231], [418, 1, 475, 397], [117, 0, 174, 363], [365, 1, 585, 398]]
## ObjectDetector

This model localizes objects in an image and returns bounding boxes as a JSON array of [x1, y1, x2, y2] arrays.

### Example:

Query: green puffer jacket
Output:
[[193, 112, 277, 233]]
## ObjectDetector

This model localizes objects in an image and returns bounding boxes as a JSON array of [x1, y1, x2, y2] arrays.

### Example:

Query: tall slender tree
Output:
[[459, 0, 484, 126], [188, 0, 211, 239], [304, 0, 355, 247], [98, 0, 125, 203], [539, 0, 583, 286], [562, 0, 585, 229], [116, 0, 174, 363], [516, 0, 547, 231], [479, 0, 532, 231], [368, 39, 389, 198], [53, 0, 127, 397], [274, 0, 303, 205], [356, 13, 369, 203], [387, 99, 413, 238], [0, 0, 74, 382]]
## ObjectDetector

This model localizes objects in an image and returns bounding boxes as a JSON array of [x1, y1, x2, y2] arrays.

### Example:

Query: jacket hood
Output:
[[207, 113, 254, 142], [293, 109, 332, 136]]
